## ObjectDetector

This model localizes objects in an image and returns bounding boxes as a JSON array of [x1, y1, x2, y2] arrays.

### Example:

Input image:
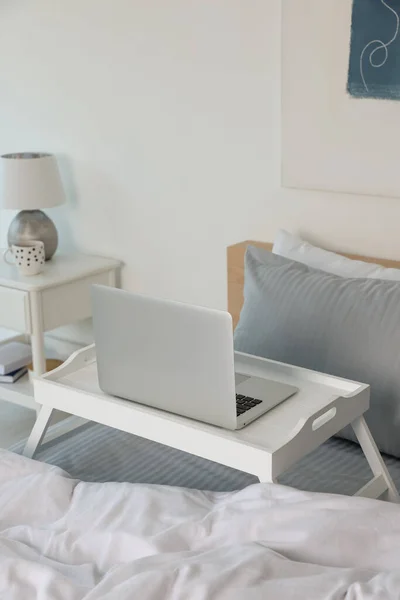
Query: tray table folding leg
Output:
[[352, 416, 399, 502], [22, 406, 54, 459]]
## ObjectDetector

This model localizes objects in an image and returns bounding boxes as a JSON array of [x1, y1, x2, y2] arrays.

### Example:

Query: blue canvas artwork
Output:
[[348, 0, 400, 100]]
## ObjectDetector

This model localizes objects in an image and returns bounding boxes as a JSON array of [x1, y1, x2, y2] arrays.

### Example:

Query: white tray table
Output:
[[24, 345, 399, 502]]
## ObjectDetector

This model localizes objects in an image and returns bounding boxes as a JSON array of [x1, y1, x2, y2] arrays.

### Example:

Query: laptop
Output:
[[91, 286, 298, 430]]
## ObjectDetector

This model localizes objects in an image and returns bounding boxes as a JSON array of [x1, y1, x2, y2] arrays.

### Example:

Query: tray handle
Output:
[[38, 344, 96, 381], [278, 395, 349, 450]]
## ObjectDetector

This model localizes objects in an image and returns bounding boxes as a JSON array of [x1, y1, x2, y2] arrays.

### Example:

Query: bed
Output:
[[3, 237, 400, 598]]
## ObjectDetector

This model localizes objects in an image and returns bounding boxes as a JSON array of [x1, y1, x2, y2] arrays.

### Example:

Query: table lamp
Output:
[[0, 152, 66, 260]]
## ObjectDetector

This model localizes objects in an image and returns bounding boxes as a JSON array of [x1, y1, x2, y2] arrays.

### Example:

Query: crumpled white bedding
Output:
[[1, 450, 400, 599]]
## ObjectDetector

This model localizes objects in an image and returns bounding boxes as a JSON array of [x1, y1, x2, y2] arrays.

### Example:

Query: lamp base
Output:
[[7, 210, 58, 261]]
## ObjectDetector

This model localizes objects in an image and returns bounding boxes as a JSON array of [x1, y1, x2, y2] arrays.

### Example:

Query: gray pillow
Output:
[[234, 245, 400, 458]]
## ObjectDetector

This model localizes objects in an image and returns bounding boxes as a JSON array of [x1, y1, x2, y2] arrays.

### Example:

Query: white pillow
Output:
[[272, 229, 400, 281]]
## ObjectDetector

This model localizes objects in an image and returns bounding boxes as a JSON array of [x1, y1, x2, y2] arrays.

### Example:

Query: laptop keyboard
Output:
[[236, 394, 262, 417]]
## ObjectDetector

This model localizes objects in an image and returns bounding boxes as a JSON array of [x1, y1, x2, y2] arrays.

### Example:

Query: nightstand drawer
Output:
[[41, 271, 111, 331], [0, 287, 31, 332]]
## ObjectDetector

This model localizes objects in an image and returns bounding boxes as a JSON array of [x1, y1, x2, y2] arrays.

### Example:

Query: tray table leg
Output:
[[352, 416, 399, 503], [256, 470, 276, 484], [22, 406, 54, 460], [257, 475, 277, 483]]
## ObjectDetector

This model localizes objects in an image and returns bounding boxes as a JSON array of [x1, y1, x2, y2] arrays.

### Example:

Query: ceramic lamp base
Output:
[[7, 209, 58, 260]]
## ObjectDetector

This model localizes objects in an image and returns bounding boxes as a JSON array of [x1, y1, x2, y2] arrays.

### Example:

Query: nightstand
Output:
[[0, 253, 120, 410]]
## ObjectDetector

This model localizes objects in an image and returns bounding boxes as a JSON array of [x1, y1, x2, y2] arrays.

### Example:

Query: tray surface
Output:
[[37, 348, 369, 454]]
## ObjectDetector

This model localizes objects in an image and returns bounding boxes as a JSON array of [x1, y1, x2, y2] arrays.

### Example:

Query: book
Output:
[[0, 367, 28, 383], [0, 342, 32, 376]]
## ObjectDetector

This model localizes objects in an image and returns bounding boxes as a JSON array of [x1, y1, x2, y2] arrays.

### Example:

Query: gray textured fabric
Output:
[[234, 246, 400, 458], [9, 421, 400, 497]]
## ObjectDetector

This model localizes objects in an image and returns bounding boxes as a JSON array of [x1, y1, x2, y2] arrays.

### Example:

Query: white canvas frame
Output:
[[281, 0, 400, 199]]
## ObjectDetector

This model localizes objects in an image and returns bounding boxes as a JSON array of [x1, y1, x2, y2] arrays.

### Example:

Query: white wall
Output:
[[0, 0, 280, 318], [1, 0, 400, 337]]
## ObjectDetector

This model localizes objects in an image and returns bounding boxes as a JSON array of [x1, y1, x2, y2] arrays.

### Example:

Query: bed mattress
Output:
[[10, 421, 400, 495]]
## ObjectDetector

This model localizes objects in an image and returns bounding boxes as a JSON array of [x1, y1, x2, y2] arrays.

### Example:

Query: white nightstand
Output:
[[0, 253, 120, 410]]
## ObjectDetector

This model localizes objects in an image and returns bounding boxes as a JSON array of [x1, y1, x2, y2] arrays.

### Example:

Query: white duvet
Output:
[[1, 450, 400, 599]]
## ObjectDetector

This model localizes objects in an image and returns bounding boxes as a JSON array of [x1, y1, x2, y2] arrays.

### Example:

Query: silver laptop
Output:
[[91, 286, 298, 430]]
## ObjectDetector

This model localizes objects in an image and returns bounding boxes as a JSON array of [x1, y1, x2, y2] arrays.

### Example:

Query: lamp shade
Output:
[[0, 152, 66, 210]]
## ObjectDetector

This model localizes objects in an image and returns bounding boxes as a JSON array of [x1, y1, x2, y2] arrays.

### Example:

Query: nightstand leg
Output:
[[352, 416, 399, 503], [108, 269, 117, 287], [22, 405, 53, 459], [30, 291, 46, 375], [30, 291, 46, 415]]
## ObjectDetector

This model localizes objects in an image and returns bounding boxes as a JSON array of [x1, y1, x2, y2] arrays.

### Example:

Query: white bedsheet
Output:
[[1, 450, 400, 599]]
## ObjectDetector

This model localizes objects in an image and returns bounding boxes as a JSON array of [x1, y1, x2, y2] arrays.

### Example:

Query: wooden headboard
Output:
[[227, 240, 400, 329]]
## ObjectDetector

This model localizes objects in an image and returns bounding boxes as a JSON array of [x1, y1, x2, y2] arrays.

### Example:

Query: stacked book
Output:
[[0, 342, 32, 383]]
